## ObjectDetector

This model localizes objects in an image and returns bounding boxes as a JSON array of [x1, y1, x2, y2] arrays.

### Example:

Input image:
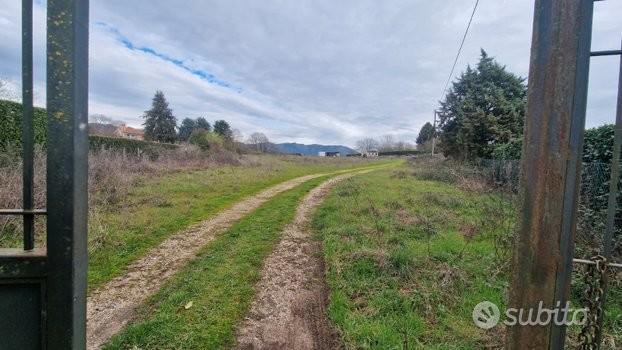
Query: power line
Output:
[[438, 0, 480, 103], [431, 0, 480, 156]]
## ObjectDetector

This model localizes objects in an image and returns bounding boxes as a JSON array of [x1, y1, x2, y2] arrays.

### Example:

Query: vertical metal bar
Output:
[[551, 1, 594, 347], [594, 39, 622, 348], [603, 40, 622, 259], [506, 0, 593, 349], [22, 0, 34, 251], [46, 0, 89, 348], [431, 111, 437, 156]]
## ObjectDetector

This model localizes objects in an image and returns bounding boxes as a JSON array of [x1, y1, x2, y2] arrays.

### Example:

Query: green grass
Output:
[[103, 175, 332, 349], [89, 156, 397, 289], [313, 165, 622, 349], [312, 167, 515, 349]]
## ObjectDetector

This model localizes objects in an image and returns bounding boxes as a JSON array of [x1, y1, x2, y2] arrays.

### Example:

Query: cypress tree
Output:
[[143, 91, 177, 143]]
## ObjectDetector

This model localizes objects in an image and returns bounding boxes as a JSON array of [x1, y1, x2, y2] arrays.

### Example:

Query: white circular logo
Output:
[[472, 301, 500, 329]]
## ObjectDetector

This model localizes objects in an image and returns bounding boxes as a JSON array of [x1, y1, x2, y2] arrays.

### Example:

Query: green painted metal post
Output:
[[46, 0, 89, 348]]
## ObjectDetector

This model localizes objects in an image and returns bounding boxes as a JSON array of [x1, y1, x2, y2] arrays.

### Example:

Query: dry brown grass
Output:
[[0, 144, 242, 248]]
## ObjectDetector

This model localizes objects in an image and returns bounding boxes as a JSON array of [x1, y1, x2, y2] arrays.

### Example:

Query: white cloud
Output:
[[0, 0, 620, 147]]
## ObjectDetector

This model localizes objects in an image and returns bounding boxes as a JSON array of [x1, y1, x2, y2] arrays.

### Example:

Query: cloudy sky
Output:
[[0, 1, 621, 147]]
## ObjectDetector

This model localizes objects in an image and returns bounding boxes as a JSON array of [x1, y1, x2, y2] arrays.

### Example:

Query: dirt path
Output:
[[86, 173, 332, 349], [235, 172, 368, 350]]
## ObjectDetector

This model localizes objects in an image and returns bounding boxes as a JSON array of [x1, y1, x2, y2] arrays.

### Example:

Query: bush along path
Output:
[[87, 165, 392, 349], [234, 171, 372, 350]]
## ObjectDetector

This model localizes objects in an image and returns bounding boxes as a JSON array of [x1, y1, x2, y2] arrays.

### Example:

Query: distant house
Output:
[[89, 123, 144, 140], [363, 149, 379, 158], [89, 123, 121, 137], [319, 151, 340, 157], [119, 124, 145, 140]]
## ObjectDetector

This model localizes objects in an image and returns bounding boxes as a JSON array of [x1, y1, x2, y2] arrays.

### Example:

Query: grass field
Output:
[[88, 156, 393, 289], [312, 164, 622, 349], [103, 175, 332, 349]]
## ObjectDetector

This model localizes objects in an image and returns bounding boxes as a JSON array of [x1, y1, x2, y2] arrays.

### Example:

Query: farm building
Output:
[[363, 149, 379, 157], [318, 151, 341, 157]]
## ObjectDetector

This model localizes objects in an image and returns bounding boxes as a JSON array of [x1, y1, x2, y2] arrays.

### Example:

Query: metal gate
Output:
[[0, 0, 89, 349], [508, 0, 621, 349]]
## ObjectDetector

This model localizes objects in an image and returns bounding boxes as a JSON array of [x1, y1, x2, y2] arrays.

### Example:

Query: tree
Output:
[[378, 134, 396, 152], [213, 120, 233, 141], [247, 132, 270, 152], [394, 140, 414, 151], [143, 91, 177, 143], [178, 118, 196, 141], [437, 50, 527, 160], [89, 113, 122, 126], [196, 117, 211, 131], [356, 138, 379, 153], [232, 129, 244, 143], [416, 122, 435, 145]]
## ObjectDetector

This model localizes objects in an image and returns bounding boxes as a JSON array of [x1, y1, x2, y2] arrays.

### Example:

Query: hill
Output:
[[274, 143, 356, 156]]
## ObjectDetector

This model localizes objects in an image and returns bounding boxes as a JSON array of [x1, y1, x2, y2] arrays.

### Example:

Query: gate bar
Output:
[[0, 209, 47, 215], [46, 0, 90, 348], [591, 50, 622, 57], [507, 0, 594, 348], [594, 40, 622, 348], [603, 40, 622, 259], [22, 0, 34, 251]]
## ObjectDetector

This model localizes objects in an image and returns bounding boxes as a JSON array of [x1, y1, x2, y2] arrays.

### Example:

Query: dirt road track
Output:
[[235, 171, 370, 350], [86, 173, 328, 349]]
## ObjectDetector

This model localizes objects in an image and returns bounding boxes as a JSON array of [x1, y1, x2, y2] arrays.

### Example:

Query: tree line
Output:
[[142, 90, 236, 151], [355, 136, 415, 153]]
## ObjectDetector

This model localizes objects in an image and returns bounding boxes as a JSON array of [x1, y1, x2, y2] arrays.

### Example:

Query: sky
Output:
[[0, 1, 621, 147]]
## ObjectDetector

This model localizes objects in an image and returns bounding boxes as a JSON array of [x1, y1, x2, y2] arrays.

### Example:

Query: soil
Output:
[[86, 173, 328, 349], [234, 172, 369, 350]]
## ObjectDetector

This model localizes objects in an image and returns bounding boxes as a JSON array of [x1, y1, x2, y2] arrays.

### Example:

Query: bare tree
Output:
[[378, 134, 396, 152], [232, 129, 244, 143], [0, 77, 19, 101], [247, 132, 271, 152], [393, 140, 415, 151], [356, 138, 379, 153], [89, 113, 123, 125]]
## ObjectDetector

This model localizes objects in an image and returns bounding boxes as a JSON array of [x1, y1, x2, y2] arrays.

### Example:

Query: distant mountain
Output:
[[274, 143, 357, 156]]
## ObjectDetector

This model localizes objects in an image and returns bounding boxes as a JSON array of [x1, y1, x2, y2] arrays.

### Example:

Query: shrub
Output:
[[492, 138, 522, 160], [188, 129, 223, 151], [0, 99, 47, 150]]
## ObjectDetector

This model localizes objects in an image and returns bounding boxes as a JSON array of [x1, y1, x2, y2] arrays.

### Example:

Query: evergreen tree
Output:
[[416, 122, 435, 145], [196, 117, 211, 131], [178, 118, 196, 142], [143, 91, 177, 143], [213, 120, 233, 141], [438, 50, 527, 160]]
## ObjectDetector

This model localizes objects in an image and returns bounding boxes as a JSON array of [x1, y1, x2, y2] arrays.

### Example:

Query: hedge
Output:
[[0, 99, 47, 149], [1, 99, 177, 155], [378, 150, 423, 156], [89, 135, 178, 154]]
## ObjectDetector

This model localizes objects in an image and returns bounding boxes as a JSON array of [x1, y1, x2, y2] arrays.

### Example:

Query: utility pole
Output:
[[431, 110, 437, 156]]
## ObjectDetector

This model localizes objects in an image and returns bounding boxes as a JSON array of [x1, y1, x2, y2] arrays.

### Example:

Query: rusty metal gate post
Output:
[[507, 0, 594, 349], [0, 0, 89, 349]]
